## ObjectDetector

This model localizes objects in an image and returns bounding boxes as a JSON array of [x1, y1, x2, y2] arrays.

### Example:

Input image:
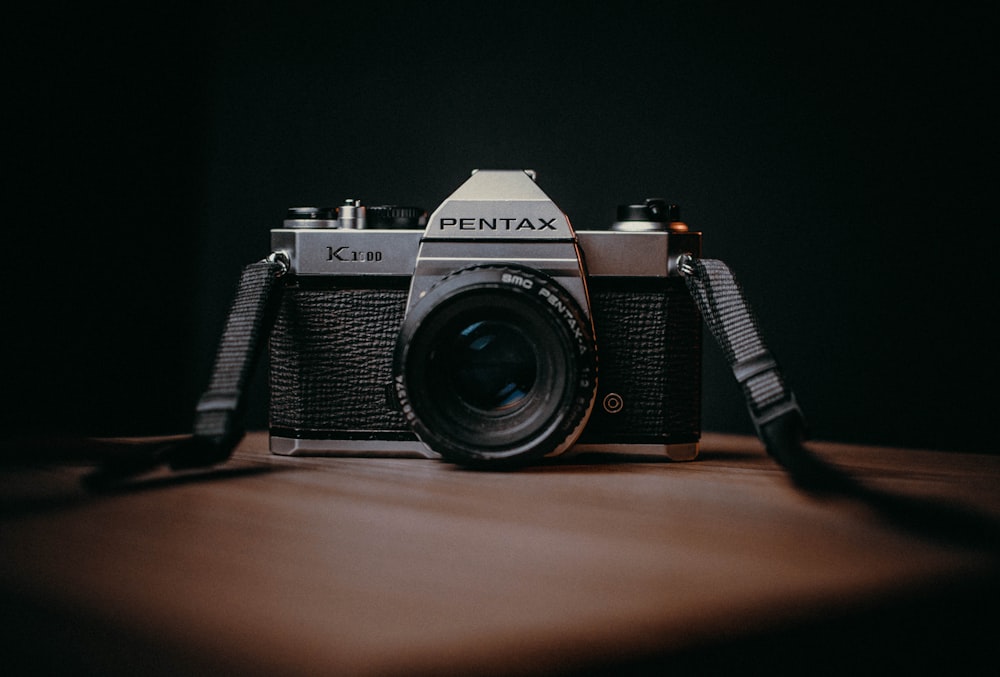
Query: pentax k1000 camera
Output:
[[268, 170, 702, 468]]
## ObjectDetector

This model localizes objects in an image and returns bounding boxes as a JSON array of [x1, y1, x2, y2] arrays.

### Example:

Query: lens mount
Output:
[[393, 264, 597, 468]]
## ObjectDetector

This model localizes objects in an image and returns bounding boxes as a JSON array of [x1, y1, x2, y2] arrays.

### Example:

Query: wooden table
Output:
[[2, 432, 998, 675]]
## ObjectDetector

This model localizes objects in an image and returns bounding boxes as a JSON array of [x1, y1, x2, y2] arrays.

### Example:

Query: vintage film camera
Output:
[[268, 170, 702, 468]]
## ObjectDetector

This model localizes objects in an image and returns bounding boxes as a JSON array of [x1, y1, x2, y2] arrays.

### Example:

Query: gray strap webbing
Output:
[[681, 258, 799, 431], [681, 257, 844, 489], [77, 252, 1000, 553], [183, 257, 288, 465], [84, 257, 286, 487]]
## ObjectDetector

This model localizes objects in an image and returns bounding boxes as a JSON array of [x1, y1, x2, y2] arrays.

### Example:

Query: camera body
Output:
[[269, 170, 702, 466]]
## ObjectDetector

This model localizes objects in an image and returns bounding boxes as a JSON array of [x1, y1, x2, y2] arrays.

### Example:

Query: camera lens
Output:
[[393, 265, 597, 468]]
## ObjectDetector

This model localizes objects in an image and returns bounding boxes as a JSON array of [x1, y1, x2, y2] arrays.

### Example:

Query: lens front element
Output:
[[446, 320, 537, 412]]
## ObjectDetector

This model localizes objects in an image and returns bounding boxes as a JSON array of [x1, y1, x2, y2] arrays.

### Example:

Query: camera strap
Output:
[[85, 251, 833, 485], [683, 257, 1000, 549], [73, 250, 1000, 551], [83, 251, 839, 492], [680, 256, 851, 490], [82, 255, 288, 487], [184, 255, 288, 465]]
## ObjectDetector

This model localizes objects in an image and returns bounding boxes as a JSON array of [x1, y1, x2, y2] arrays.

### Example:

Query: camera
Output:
[[268, 170, 702, 467]]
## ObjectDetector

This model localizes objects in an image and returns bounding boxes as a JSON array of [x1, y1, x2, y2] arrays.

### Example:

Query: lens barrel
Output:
[[393, 265, 597, 468]]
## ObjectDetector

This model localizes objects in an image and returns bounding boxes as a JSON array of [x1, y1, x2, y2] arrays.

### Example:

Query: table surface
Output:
[[2, 431, 999, 676]]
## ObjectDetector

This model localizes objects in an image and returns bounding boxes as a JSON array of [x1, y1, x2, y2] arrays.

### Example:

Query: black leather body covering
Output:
[[269, 277, 701, 445]]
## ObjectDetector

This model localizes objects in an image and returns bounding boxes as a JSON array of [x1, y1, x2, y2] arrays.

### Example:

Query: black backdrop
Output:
[[9, 3, 998, 454]]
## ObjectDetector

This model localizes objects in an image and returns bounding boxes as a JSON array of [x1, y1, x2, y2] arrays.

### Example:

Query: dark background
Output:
[[8, 2, 997, 453]]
